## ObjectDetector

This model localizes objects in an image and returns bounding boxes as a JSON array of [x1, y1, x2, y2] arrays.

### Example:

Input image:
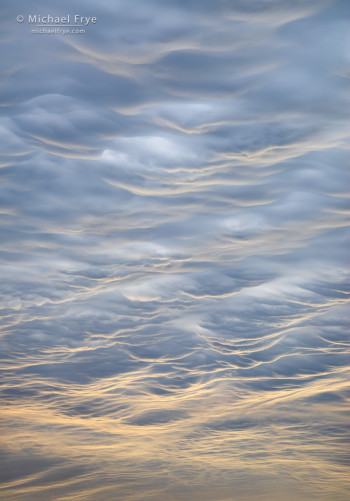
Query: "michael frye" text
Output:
[[28, 15, 97, 25]]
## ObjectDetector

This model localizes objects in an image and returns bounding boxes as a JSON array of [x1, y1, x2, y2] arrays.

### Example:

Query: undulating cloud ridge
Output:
[[0, 0, 349, 500]]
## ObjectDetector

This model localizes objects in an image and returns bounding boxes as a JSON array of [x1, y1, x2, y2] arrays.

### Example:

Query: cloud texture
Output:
[[0, 0, 349, 500]]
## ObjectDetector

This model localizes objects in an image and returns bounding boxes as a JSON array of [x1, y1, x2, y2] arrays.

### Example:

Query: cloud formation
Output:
[[1, 0, 349, 500]]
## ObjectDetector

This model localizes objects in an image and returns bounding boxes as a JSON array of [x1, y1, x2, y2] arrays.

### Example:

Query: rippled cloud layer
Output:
[[1, 1, 349, 500]]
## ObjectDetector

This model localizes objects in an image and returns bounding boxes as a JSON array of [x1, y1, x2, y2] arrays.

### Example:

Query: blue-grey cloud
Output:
[[0, 0, 349, 500]]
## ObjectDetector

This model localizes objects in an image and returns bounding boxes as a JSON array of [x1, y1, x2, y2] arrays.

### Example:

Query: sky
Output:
[[0, 1, 349, 500]]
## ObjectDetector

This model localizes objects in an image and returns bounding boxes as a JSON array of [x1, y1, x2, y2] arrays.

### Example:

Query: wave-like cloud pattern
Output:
[[0, 1, 349, 500]]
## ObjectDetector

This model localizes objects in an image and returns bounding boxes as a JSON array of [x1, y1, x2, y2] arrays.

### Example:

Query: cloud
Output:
[[0, 0, 349, 500]]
